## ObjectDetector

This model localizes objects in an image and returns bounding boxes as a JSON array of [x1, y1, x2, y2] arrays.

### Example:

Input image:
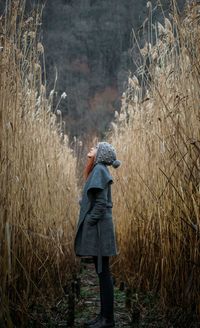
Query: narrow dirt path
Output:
[[27, 258, 199, 327], [74, 258, 131, 327], [26, 258, 131, 327]]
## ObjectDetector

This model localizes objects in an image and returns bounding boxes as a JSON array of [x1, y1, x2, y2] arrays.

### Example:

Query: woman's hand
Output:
[[85, 188, 107, 226], [86, 213, 98, 226]]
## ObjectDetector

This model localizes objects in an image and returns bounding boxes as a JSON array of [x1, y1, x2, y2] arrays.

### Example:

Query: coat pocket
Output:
[[85, 213, 98, 226]]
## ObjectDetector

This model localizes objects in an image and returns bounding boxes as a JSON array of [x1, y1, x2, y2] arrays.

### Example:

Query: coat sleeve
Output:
[[85, 164, 113, 226], [86, 187, 108, 225], [86, 164, 113, 193]]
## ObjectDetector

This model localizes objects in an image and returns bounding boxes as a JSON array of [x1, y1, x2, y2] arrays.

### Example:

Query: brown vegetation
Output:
[[110, 1, 200, 317], [1, 0, 200, 326], [0, 1, 78, 325]]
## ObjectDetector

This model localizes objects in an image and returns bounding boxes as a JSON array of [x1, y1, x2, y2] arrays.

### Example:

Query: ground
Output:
[[74, 258, 131, 328], [27, 259, 199, 327], [27, 258, 131, 327]]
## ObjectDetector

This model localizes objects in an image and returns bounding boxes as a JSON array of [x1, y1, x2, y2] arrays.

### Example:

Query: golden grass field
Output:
[[110, 1, 200, 314], [0, 1, 79, 323], [0, 0, 199, 325]]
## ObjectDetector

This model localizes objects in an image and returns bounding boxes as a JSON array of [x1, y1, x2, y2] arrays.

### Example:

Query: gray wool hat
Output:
[[94, 142, 121, 168]]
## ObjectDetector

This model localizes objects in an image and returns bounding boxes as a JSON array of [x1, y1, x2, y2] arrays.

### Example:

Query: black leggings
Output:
[[93, 256, 114, 321]]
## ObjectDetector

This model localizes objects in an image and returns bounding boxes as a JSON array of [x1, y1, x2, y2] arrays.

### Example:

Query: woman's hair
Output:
[[83, 155, 95, 180]]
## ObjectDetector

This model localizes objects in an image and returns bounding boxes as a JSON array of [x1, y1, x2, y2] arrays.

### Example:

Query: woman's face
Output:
[[87, 146, 97, 158]]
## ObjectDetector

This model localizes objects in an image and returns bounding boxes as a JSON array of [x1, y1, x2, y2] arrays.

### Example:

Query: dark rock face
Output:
[[0, 0, 185, 141], [41, 0, 149, 140]]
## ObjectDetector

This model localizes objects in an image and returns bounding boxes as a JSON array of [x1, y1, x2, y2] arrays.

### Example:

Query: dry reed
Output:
[[109, 1, 200, 315], [0, 0, 79, 324]]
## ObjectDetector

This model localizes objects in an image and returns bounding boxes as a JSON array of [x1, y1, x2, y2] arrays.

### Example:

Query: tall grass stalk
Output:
[[110, 1, 200, 315], [0, 1, 78, 324]]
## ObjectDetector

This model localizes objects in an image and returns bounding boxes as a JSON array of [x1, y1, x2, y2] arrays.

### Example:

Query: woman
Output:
[[74, 141, 121, 328]]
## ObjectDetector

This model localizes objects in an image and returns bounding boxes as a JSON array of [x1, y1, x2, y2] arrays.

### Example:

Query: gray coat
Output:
[[74, 163, 118, 273]]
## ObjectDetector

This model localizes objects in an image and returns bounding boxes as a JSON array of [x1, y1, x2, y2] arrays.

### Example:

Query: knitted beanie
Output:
[[94, 142, 121, 168]]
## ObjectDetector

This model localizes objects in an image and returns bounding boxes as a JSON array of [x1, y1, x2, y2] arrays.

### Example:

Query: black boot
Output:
[[84, 313, 102, 327], [87, 316, 115, 328]]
